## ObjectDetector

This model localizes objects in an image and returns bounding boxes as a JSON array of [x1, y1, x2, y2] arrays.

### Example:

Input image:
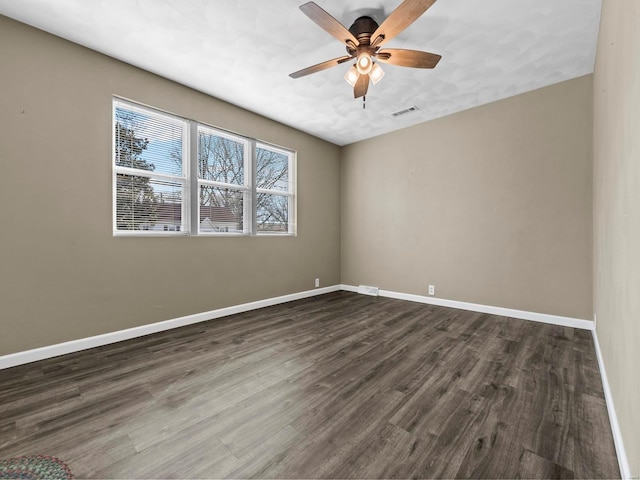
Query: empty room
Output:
[[0, 0, 637, 479]]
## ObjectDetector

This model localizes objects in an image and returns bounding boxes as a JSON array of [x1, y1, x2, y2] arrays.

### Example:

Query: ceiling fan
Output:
[[289, 0, 442, 99]]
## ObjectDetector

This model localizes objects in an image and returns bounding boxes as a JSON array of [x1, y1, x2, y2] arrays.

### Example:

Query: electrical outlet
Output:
[[428, 284, 435, 296], [315, 278, 320, 288]]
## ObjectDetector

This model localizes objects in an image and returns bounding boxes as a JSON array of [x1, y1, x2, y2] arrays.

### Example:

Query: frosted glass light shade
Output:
[[344, 65, 360, 86], [356, 53, 373, 75], [370, 63, 385, 84]]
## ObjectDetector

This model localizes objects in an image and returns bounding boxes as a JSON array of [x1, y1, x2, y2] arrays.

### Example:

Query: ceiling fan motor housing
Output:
[[347, 16, 379, 53]]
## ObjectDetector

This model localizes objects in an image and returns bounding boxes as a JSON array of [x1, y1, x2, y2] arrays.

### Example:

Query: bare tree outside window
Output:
[[256, 146, 291, 232], [194, 130, 293, 233], [197, 132, 246, 232]]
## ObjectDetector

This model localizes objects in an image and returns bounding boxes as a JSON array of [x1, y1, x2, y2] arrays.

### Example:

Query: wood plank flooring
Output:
[[0, 292, 620, 479]]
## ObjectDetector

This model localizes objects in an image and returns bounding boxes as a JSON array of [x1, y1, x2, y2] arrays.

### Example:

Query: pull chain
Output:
[[363, 95, 366, 109]]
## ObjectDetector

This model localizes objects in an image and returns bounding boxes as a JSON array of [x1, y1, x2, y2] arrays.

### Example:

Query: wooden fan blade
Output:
[[289, 55, 352, 79], [354, 74, 369, 98], [371, 0, 437, 47], [300, 2, 359, 46], [377, 49, 441, 68]]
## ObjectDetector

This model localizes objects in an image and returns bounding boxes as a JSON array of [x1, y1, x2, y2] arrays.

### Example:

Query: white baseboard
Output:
[[592, 330, 631, 480], [0, 285, 341, 370], [341, 285, 593, 330], [2, 284, 594, 370], [340, 284, 358, 292]]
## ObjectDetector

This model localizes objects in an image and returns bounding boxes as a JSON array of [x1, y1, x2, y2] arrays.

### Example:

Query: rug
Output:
[[0, 455, 74, 480]]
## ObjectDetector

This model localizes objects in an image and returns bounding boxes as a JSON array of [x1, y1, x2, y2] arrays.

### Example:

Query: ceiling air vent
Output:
[[391, 106, 419, 117]]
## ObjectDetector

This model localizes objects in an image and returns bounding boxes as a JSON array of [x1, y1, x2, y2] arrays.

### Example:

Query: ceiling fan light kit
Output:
[[344, 56, 383, 89], [289, 0, 441, 100]]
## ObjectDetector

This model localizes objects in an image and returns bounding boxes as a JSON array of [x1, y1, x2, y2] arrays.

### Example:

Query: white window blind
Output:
[[113, 99, 188, 234]]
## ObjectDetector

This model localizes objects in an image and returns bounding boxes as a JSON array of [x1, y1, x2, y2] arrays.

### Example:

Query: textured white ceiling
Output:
[[0, 0, 602, 146]]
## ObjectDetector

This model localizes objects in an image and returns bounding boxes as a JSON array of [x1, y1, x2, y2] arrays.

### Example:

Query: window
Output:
[[113, 99, 188, 234], [256, 143, 295, 234], [197, 126, 249, 234], [113, 99, 296, 236]]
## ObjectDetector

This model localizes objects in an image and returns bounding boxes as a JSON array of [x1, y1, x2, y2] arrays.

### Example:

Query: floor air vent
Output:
[[391, 106, 419, 117], [357, 285, 379, 296]]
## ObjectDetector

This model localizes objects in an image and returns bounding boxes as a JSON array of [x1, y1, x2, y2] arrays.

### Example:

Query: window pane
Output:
[[256, 146, 289, 192], [116, 174, 183, 231], [198, 127, 245, 185], [257, 193, 289, 233], [115, 104, 184, 177], [199, 186, 245, 233]]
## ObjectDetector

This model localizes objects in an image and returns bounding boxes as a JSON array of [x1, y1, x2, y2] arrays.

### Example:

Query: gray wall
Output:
[[593, 0, 640, 475], [0, 15, 341, 355], [341, 76, 593, 320]]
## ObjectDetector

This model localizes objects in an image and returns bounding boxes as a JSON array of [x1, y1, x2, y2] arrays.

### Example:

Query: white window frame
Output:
[[195, 125, 251, 236], [113, 99, 190, 236], [255, 142, 296, 236], [112, 97, 296, 237]]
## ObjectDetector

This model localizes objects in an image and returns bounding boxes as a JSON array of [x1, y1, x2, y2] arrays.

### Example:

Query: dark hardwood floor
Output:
[[0, 292, 620, 479]]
